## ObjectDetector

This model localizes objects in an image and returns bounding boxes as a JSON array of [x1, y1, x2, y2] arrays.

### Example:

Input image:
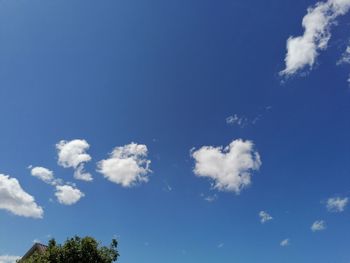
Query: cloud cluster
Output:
[[281, 0, 350, 76], [259, 211, 273, 223], [311, 220, 326, 232], [97, 143, 152, 187], [0, 174, 43, 219], [191, 139, 261, 193], [326, 197, 348, 212], [56, 139, 93, 181], [30, 166, 84, 206], [23, 140, 154, 211], [0, 255, 21, 263]]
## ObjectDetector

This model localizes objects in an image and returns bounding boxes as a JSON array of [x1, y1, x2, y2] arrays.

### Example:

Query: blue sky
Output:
[[1, 0, 350, 262]]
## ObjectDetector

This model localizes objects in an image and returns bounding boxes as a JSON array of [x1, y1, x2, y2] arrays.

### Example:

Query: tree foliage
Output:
[[19, 236, 119, 263]]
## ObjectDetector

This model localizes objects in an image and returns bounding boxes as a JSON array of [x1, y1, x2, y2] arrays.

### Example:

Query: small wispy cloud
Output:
[[200, 193, 218, 202], [337, 45, 350, 65], [337, 44, 350, 83], [311, 220, 326, 232], [280, 238, 290, 247], [259, 211, 273, 224], [226, 114, 249, 127], [326, 197, 348, 212], [226, 107, 272, 128], [162, 181, 173, 192], [217, 243, 224, 249]]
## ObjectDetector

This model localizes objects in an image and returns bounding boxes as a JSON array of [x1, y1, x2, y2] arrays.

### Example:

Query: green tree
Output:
[[19, 236, 119, 263]]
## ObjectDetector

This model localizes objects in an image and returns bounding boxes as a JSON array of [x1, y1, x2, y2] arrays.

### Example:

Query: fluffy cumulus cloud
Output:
[[0, 255, 21, 263], [326, 197, 348, 212], [311, 220, 326, 232], [191, 139, 261, 194], [281, 0, 350, 76], [280, 239, 290, 247], [0, 174, 43, 218], [56, 139, 93, 181], [259, 211, 273, 223], [30, 166, 60, 186], [97, 143, 152, 187], [55, 185, 85, 205]]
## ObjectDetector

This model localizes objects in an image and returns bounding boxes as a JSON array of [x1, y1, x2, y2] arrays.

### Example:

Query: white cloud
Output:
[[337, 45, 350, 83], [97, 142, 152, 187], [55, 185, 85, 205], [217, 243, 224, 248], [73, 165, 93, 182], [311, 220, 326, 232], [191, 139, 261, 194], [30, 166, 61, 186], [226, 108, 272, 127], [0, 174, 43, 219], [0, 255, 21, 263], [56, 139, 93, 181], [280, 239, 290, 247], [226, 114, 248, 127], [337, 45, 350, 65], [56, 139, 91, 168], [201, 193, 218, 202], [326, 197, 348, 212], [259, 211, 273, 223], [162, 181, 172, 192], [280, 0, 350, 76]]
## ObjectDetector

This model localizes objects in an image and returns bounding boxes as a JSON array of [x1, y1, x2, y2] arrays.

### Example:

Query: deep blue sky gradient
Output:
[[1, 0, 350, 262]]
